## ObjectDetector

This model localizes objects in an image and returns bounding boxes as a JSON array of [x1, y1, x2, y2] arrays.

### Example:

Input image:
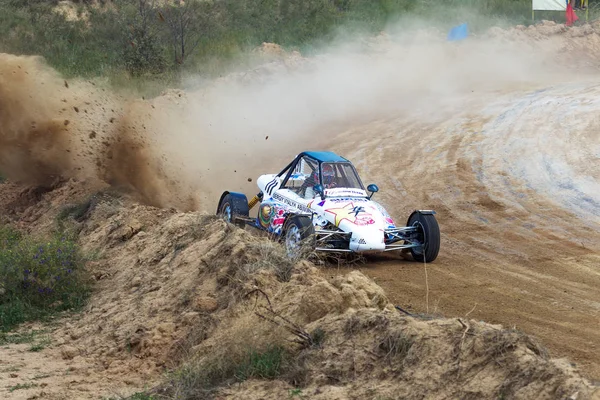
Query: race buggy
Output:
[[216, 151, 440, 262]]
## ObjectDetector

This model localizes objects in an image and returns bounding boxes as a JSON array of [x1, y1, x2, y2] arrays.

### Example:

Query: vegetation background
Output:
[[1, 0, 596, 91]]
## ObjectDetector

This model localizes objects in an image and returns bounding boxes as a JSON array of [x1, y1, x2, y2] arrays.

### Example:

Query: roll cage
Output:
[[275, 152, 366, 197]]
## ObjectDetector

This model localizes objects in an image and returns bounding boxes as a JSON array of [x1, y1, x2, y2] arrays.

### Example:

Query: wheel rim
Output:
[[221, 203, 232, 223], [411, 220, 426, 255], [285, 224, 302, 257]]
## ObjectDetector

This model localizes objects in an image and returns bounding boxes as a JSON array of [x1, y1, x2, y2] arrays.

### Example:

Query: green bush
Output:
[[123, 25, 167, 76], [0, 226, 90, 332]]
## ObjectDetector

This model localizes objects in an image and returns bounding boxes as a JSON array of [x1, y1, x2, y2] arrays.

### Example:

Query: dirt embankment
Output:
[[0, 180, 597, 400]]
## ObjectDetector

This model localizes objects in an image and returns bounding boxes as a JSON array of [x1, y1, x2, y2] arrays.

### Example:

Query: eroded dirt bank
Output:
[[0, 181, 597, 399]]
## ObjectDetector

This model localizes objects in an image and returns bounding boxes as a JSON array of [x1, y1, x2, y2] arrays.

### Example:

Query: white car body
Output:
[[256, 173, 397, 253]]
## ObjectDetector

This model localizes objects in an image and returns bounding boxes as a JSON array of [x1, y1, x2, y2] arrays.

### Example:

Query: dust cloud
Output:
[[0, 54, 74, 185], [0, 53, 193, 209], [154, 26, 573, 207], [0, 18, 590, 210]]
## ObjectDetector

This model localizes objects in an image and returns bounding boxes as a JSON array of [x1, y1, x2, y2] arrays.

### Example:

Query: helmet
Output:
[[322, 164, 335, 177], [321, 164, 336, 187]]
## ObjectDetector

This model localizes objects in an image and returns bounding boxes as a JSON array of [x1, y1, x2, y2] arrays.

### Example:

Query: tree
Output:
[[122, 0, 166, 76], [159, 0, 204, 65]]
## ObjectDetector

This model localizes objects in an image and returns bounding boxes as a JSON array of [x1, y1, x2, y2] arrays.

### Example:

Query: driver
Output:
[[320, 164, 337, 189], [304, 164, 338, 199]]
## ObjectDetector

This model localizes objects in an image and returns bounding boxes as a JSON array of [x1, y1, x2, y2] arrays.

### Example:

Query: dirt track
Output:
[[322, 80, 600, 379]]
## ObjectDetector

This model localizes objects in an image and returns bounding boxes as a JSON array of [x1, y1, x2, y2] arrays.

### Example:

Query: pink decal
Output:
[[355, 217, 375, 226], [272, 218, 285, 226]]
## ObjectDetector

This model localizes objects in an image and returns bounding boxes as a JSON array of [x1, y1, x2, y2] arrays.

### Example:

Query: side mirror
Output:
[[314, 184, 325, 200], [367, 184, 379, 199]]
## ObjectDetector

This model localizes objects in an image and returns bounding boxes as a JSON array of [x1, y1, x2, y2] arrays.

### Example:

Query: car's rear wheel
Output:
[[218, 194, 249, 229], [282, 215, 315, 258], [407, 212, 440, 263]]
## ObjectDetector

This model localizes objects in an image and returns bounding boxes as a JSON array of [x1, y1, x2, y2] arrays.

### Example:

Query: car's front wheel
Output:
[[407, 212, 440, 263], [282, 215, 315, 259]]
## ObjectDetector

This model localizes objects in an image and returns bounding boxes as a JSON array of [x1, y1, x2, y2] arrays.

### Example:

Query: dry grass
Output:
[[55, 188, 126, 234], [156, 222, 319, 399], [158, 310, 307, 399], [165, 315, 218, 368], [245, 241, 297, 282], [449, 320, 552, 386], [480, 328, 549, 361], [344, 313, 390, 337], [377, 328, 414, 363], [207, 226, 318, 310]]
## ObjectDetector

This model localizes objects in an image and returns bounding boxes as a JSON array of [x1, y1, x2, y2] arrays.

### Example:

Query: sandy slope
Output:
[[0, 185, 596, 399]]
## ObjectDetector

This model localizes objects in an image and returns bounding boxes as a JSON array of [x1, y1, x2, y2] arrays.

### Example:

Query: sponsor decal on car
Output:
[[355, 216, 376, 226], [324, 188, 368, 197], [272, 218, 285, 226], [326, 197, 368, 203], [265, 178, 280, 196], [325, 202, 375, 227], [258, 203, 275, 228], [257, 200, 288, 233], [272, 192, 312, 213]]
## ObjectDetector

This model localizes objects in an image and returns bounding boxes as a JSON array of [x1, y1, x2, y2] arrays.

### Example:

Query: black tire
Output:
[[218, 193, 249, 229], [282, 215, 315, 258], [406, 212, 440, 263]]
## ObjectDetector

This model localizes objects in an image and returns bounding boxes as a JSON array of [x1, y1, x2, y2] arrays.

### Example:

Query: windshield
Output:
[[321, 162, 364, 190]]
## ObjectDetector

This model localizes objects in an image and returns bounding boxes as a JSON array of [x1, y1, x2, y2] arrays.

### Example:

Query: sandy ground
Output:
[[0, 338, 119, 400], [323, 79, 600, 380]]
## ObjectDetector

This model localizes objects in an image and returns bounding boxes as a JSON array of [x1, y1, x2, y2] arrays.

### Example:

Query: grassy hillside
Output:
[[0, 0, 590, 85]]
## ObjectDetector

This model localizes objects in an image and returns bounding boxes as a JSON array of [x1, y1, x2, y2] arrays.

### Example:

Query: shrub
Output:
[[0, 225, 90, 331], [123, 22, 167, 76], [234, 345, 286, 381]]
